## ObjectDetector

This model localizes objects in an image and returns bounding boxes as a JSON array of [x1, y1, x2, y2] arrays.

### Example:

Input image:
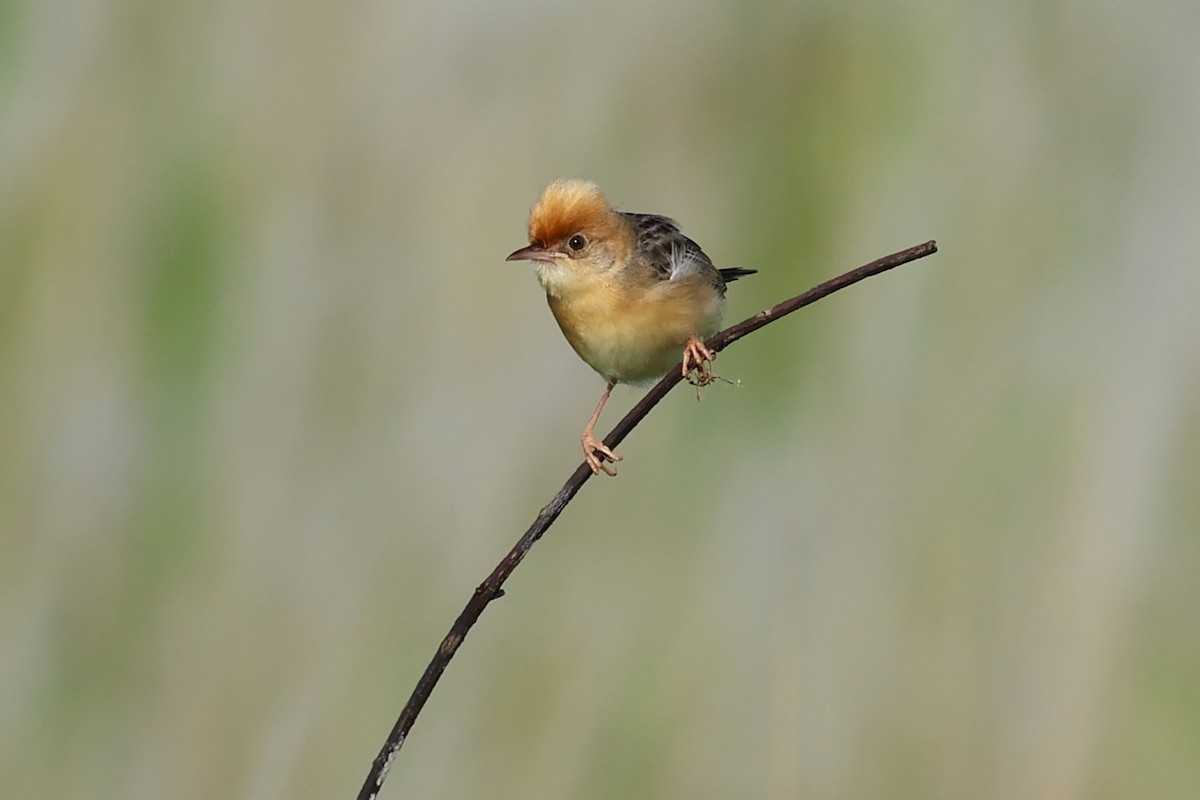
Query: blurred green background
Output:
[[3, 0, 1199, 798]]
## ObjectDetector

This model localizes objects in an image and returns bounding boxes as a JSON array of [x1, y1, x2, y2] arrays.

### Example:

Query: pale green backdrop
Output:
[[2, 0, 1198, 798]]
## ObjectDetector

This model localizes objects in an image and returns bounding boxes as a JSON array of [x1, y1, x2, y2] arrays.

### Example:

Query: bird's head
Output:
[[506, 179, 633, 296]]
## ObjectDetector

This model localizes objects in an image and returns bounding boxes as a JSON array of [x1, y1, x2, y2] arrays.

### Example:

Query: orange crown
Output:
[[527, 179, 623, 247]]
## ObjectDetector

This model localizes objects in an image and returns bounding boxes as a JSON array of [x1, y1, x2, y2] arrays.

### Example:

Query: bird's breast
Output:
[[546, 277, 724, 384]]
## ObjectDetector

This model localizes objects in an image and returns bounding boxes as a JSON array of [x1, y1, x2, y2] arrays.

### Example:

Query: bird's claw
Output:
[[682, 339, 717, 386], [582, 433, 621, 476]]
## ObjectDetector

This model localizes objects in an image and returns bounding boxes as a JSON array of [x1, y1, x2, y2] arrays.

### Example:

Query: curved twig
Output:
[[356, 240, 938, 800]]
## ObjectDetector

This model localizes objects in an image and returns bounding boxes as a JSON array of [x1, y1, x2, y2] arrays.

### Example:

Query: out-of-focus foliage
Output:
[[2, 0, 1198, 798]]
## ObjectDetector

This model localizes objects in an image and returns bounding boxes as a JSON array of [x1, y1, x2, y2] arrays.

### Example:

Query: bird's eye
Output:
[[568, 234, 587, 252]]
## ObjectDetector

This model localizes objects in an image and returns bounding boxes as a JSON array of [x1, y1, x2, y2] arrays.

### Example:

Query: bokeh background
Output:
[[3, 0, 1199, 798]]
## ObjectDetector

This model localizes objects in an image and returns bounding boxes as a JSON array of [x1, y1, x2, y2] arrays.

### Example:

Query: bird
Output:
[[506, 179, 756, 475]]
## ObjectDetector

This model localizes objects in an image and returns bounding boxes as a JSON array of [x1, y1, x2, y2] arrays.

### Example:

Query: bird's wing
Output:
[[622, 212, 723, 287]]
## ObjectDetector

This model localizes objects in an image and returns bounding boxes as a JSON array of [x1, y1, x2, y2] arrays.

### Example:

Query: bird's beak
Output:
[[506, 245, 560, 264]]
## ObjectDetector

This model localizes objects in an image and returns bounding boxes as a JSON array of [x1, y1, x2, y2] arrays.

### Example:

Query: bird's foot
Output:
[[582, 432, 621, 476], [682, 338, 717, 387]]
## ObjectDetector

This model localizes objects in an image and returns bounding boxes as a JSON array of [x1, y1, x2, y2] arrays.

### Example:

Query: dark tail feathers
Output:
[[719, 267, 758, 283]]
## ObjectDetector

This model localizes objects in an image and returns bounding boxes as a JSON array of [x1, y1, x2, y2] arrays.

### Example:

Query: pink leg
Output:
[[581, 381, 622, 476]]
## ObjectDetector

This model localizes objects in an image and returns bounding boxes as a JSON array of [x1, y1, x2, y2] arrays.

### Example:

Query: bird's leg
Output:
[[581, 381, 622, 476], [682, 337, 717, 386]]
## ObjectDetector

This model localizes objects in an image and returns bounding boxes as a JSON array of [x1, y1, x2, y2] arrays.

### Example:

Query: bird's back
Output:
[[622, 212, 756, 292]]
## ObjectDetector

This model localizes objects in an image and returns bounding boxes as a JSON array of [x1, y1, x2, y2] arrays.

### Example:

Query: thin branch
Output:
[[355, 240, 938, 800]]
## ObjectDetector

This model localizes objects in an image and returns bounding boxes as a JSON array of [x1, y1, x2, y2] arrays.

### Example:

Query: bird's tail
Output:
[[719, 267, 758, 283]]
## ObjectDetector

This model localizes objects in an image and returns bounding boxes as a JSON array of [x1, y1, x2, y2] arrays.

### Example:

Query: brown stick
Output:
[[355, 240, 938, 800]]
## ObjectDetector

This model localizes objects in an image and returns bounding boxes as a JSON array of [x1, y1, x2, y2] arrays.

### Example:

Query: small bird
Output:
[[507, 179, 756, 475]]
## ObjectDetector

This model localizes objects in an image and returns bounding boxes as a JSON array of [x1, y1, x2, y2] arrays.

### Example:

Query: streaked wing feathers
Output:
[[623, 212, 718, 282]]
